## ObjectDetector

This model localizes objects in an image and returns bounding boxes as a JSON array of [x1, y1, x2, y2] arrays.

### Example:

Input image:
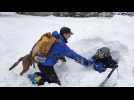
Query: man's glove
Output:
[[106, 64, 118, 69], [114, 64, 118, 68], [87, 60, 93, 66]]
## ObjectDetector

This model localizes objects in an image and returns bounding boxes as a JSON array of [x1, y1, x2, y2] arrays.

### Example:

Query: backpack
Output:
[[31, 32, 57, 59]]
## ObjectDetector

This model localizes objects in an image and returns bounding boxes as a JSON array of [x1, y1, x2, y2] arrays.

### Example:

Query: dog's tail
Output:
[[9, 57, 24, 71]]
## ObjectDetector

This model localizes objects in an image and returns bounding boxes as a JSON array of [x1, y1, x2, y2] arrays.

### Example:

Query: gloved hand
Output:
[[93, 62, 106, 73], [87, 59, 95, 66], [113, 64, 118, 68], [106, 64, 118, 69]]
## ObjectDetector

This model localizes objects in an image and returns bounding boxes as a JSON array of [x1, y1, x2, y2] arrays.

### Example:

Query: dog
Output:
[[9, 54, 34, 75], [9, 32, 57, 76]]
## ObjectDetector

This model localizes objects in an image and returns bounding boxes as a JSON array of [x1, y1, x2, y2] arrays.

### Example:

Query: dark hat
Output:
[[60, 27, 73, 35], [96, 47, 111, 58]]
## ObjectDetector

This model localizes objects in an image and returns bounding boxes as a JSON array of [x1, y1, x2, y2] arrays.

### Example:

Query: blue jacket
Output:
[[52, 31, 68, 43], [42, 31, 93, 67]]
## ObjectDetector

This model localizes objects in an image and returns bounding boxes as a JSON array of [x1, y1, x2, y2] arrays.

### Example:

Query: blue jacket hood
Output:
[[52, 31, 68, 43]]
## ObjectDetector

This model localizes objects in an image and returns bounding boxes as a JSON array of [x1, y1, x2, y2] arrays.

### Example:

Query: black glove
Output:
[[106, 64, 118, 68], [114, 64, 118, 68]]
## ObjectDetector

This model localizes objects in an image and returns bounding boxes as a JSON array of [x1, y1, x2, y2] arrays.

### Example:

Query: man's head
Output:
[[60, 27, 73, 40], [95, 47, 111, 59]]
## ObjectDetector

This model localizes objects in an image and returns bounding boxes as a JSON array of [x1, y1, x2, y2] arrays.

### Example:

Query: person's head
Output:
[[60, 27, 73, 40], [95, 47, 111, 58]]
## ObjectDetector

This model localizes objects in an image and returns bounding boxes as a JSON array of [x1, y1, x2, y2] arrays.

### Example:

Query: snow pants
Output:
[[38, 63, 61, 85]]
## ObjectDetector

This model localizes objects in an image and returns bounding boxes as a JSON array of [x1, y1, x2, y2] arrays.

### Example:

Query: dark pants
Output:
[[38, 63, 61, 85]]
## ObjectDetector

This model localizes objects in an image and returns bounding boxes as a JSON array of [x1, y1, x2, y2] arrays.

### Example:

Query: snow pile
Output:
[[0, 15, 134, 87]]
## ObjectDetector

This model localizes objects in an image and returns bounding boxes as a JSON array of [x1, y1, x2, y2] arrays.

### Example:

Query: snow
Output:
[[0, 13, 134, 87]]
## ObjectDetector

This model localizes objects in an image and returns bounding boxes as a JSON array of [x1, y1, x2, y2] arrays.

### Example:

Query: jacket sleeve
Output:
[[60, 43, 93, 66]]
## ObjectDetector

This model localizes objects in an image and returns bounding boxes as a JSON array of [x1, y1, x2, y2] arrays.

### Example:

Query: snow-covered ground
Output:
[[0, 12, 134, 87]]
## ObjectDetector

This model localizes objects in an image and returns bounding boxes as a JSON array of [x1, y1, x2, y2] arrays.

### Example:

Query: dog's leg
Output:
[[20, 55, 32, 76], [20, 68, 29, 76], [20, 65, 30, 76]]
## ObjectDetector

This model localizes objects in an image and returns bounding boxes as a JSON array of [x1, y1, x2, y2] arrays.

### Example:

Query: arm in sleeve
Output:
[[61, 43, 93, 66]]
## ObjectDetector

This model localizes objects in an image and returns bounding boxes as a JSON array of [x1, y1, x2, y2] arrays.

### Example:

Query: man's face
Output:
[[63, 32, 71, 40]]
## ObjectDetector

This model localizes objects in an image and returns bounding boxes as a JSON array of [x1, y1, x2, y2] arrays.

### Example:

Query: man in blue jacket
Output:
[[32, 27, 93, 86]]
